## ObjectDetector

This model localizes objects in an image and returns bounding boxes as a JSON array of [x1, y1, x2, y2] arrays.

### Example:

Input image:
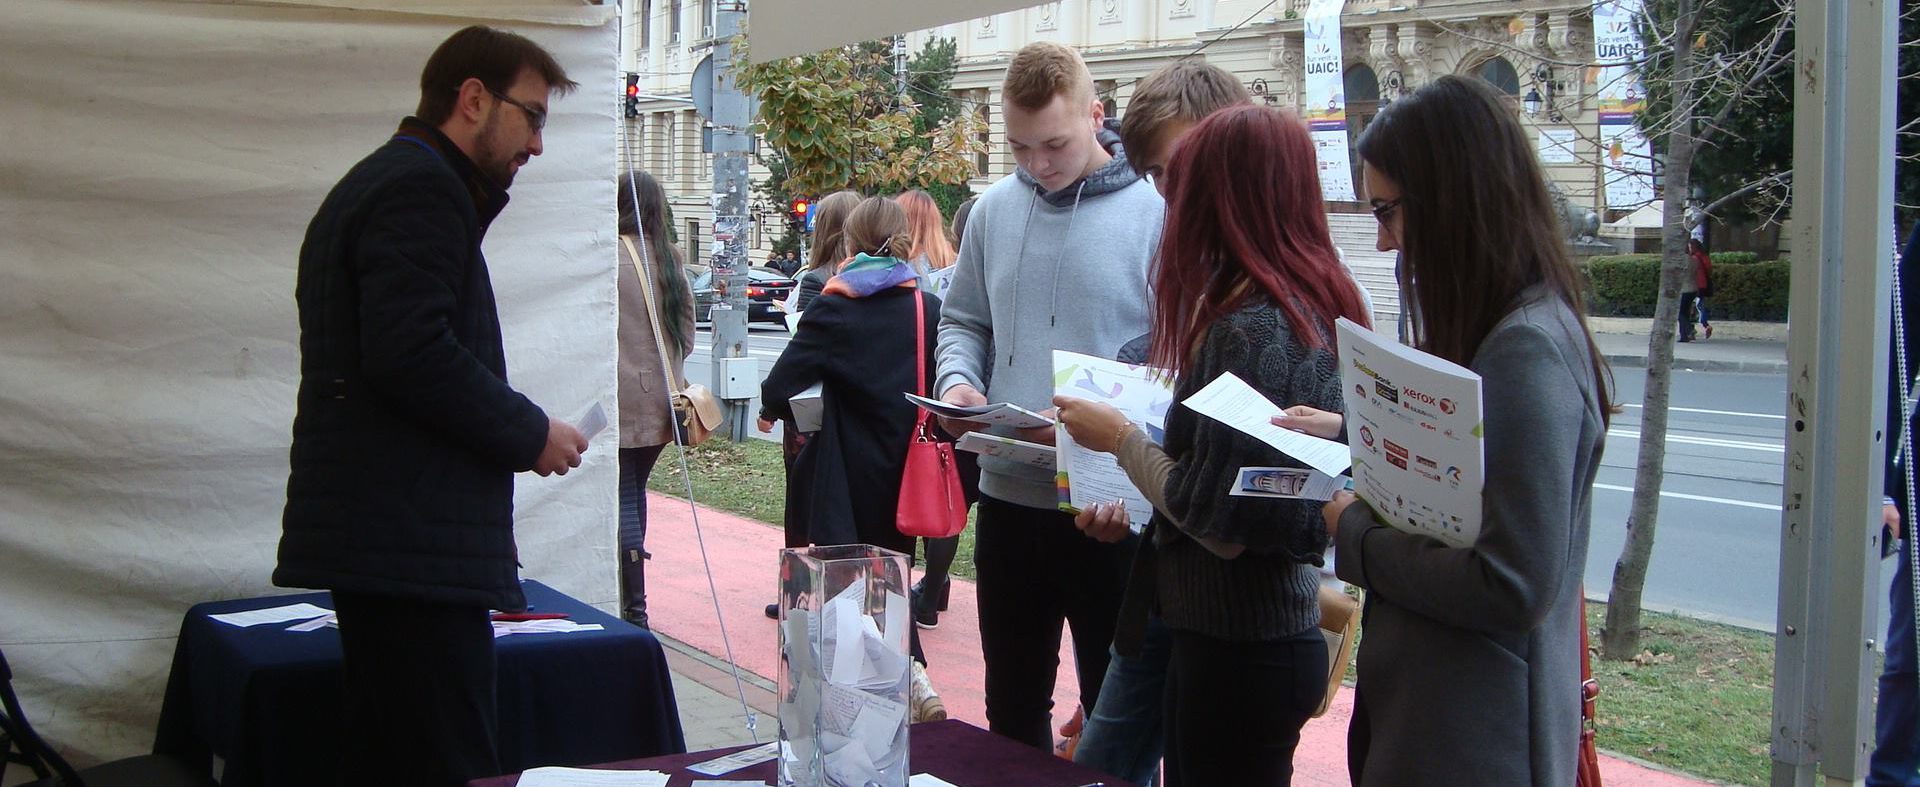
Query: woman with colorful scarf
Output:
[[758, 195, 947, 722]]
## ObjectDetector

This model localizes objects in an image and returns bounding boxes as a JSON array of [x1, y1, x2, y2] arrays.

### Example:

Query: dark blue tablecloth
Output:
[[154, 580, 684, 787]]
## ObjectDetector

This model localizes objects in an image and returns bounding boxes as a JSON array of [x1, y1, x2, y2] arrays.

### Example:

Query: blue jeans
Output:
[[1873, 535, 1920, 786], [1074, 614, 1172, 786]]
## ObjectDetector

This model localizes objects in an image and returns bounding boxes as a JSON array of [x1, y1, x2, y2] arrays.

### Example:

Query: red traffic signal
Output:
[[790, 198, 811, 221]]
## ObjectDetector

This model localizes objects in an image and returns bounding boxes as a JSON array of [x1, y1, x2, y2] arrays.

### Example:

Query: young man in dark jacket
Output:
[[273, 26, 585, 786]]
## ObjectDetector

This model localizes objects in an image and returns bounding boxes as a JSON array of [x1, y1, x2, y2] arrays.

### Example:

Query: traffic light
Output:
[[624, 73, 640, 119], [790, 197, 812, 231]]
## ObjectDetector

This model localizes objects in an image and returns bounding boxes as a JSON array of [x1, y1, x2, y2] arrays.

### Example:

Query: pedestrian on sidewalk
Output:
[[274, 26, 585, 786], [1687, 238, 1714, 340], [1055, 104, 1365, 787], [1276, 75, 1611, 786], [934, 41, 1163, 752], [1869, 223, 1920, 786], [1679, 239, 1702, 342], [903, 192, 980, 632], [615, 170, 696, 629], [757, 196, 948, 723]]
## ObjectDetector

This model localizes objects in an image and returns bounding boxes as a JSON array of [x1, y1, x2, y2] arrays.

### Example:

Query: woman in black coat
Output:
[[758, 195, 947, 722]]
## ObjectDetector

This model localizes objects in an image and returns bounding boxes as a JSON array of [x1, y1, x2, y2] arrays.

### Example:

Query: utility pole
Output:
[[893, 35, 908, 98], [701, 0, 757, 442]]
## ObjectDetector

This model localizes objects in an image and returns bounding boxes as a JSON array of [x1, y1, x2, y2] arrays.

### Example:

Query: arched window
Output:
[[1476, 56, 1521, 96], [1342, 64, 1382, 206]]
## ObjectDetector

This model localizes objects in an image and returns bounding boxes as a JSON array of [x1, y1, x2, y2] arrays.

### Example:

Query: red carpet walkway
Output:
[[643, 491, 1713, 786]]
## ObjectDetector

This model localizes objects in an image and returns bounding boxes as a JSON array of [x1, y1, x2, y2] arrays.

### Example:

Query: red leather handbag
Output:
[[1578, 595, 1604, 787], [896, 289, 968, 539]]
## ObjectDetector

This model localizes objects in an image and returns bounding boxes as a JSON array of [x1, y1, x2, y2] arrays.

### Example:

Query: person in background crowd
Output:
[[1055, 105, 1365, 786], [614, 170, 695, 629], [1276, 74, 1611, 786], [758, 196, 948, 723], [274, 26, 584, 786], [1686, 238, 1714, 341]]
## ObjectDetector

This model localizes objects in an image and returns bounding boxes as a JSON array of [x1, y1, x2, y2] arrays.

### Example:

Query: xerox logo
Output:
[[1403, 387, 1438, 407]]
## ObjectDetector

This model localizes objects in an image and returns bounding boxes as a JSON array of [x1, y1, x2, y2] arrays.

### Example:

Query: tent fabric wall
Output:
[[0, 0, 620, 764]]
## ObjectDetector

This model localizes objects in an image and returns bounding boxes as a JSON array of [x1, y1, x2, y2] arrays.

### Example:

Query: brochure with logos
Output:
[[1335, 318, 1485, 547]]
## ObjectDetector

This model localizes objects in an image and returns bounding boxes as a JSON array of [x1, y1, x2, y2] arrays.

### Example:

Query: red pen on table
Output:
[[491, 612, 570, 622]]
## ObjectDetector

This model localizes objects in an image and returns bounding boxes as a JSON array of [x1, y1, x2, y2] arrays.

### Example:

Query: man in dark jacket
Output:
[[1872, 223, 1920, 786], [273, 26, 585, 786]]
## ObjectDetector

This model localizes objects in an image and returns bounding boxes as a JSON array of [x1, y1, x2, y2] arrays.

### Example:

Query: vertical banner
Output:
[[1302, 0, 1356, 202], [1593, 0, 1655, 209]]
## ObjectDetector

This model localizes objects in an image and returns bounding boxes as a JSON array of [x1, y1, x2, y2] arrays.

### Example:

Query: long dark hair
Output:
[[619, 171, 693, 358], [1149, 105, 1370, 378], [1356, 75, 1611, 417]]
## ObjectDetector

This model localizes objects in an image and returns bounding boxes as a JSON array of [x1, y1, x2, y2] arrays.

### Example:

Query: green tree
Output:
[[738, 36, 984, 200]]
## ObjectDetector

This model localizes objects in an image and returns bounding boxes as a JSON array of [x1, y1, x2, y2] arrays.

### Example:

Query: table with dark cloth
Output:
[[467, 719, 1134, 787], [155, 579, 684, 787]]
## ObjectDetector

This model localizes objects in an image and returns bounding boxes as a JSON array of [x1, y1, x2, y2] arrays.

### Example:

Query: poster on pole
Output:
[[1593, 0, 1655, 209], [1302, 0, 1355, 202]]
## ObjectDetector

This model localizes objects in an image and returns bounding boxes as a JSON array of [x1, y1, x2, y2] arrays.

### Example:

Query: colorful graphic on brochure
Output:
[[1052, 349, 1176, 532]]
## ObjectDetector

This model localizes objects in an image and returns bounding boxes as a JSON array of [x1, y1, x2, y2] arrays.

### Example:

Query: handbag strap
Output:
[[621, 235, 686, 394], [910, 288, 935, 440], [1579, 594, 1598, 738]]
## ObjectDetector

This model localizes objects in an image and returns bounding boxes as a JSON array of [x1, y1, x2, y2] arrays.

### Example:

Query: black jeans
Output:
[[333, 591, 500, 787], [973, 494, 1137, 750], [1164, 627, 1326, 786]]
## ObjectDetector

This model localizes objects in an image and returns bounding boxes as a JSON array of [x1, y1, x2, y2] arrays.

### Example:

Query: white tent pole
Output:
[[1770, 0, 1897, 783]]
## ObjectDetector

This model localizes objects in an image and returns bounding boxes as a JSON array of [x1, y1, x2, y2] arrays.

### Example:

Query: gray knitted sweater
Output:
[[1141, 299, 1344, 640]]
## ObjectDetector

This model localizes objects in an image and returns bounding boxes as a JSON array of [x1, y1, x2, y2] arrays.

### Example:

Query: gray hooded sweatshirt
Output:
[[936, 132, 1165, 509]]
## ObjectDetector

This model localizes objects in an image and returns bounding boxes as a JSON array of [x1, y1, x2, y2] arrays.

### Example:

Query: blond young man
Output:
[[934, 42, 1163, 750]]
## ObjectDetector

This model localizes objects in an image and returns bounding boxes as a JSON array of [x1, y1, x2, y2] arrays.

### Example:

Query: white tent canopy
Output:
[[745, 0, 1049, 61], [0, 0, 619, 763]]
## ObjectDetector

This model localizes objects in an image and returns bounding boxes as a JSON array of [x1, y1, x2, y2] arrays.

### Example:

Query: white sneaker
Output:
[[909, 661, 946, 722]]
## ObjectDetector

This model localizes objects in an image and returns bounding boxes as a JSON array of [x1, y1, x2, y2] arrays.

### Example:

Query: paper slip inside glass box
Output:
[[954, 432, 1055, 471], [1052, 350, 1176, 532], [902, 393, 1053, 430], [779, 580, 911, 785], [1335, 317, 1484, 547]]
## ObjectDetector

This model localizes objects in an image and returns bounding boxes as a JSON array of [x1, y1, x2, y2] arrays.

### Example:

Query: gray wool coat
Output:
[[1335, 287, 1605, 787]]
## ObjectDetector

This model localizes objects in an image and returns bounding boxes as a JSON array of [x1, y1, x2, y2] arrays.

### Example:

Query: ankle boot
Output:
[[620, 548, 649, 628]]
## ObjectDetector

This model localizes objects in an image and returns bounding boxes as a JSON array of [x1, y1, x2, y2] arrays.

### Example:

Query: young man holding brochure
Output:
[[933, 41, 1162, 750]]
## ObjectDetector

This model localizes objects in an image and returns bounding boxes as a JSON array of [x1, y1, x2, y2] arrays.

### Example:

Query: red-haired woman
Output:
[[1054, 104, 1368, 785]]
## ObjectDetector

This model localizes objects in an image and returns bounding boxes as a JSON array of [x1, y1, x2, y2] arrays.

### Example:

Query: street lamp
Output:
[[1523, 87, 1543, 117]]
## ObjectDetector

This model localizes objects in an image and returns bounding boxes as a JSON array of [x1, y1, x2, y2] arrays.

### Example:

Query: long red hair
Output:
[[894, 190, 956, 270], [1149, 105, 1370, 378]]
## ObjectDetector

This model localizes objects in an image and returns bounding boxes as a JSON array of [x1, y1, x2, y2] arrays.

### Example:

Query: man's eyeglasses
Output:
[[1369, 198, 1402, 223], [488, 89, 547, 133]]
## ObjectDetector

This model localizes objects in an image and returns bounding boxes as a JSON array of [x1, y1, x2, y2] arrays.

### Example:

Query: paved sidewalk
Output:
[[1589, 318, 1787, 375], [642, 493, 1722, 786]]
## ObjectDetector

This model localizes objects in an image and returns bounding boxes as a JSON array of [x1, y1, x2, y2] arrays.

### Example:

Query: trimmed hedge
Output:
[[1580, 253, 1789, 322]]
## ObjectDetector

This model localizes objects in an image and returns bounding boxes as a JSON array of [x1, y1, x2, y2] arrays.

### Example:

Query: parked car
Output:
[[687, 264, 796, 324]]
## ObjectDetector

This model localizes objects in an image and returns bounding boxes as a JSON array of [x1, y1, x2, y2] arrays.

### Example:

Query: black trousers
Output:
[[1164, 627, 1326, 786], [333, 591, 500, 787], [973, 494, 1137, 750]]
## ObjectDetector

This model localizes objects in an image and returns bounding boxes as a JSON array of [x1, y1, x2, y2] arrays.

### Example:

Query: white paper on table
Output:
[[1335, 317, 1485, 547], [1228, 467, 1346, 501], [954, 431, 1055, 471], [492, 620, 605, 638], [515, 767, 670, 787], [688, 742, 780, 776], [909, 775, 963, 787], [1182, 372, 1353, 478], [902, 393, 1054, 430], [208, 602, 333, 628], [575, 401, 609, 441], [1051, 350, 1176, 532], [285, 612, 336, 632], [690, 781, 768, 787]]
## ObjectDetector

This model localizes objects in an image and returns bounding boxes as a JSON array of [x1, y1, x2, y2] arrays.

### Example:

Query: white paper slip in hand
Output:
[[575, 401, 609, 442], [209, 602, 333, 628], [1182, 372, 1352, 478], [908, 775, 963, 787], [902, 393, 1053, 430], [954, 432, 1056, 471]]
